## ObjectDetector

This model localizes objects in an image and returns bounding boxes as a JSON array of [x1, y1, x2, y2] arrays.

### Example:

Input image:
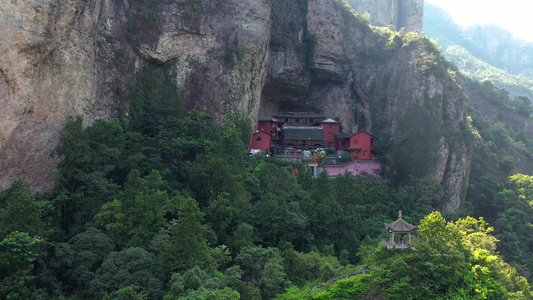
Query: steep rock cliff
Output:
[[0, 0, 271, 191], [0, 0, 116, 191], [0, 0, 469, 211], [263, 0, 469, 211], [345, 0, 424, 32]]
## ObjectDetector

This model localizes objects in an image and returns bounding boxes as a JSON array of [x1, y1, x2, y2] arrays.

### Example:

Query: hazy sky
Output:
[[425, 0, 533, 42]]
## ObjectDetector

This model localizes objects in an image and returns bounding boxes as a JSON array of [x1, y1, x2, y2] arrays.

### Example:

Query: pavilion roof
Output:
[[385, 214, 416, 233]]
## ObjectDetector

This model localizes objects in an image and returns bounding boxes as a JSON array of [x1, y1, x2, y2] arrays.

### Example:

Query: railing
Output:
[[385, 241, 410, 249], [274, 155, 331, 164], [274, 155, 303, 163]]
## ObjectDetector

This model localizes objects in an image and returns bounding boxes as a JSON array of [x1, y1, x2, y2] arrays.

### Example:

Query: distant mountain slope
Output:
[[423, 3, 533, 100]]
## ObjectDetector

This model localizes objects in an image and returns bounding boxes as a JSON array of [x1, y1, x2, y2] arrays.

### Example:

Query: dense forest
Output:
[[3, 18, 533, 300]]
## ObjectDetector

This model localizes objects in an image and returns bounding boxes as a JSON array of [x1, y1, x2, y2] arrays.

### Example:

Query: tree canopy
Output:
[[1, 59, 533, 299]]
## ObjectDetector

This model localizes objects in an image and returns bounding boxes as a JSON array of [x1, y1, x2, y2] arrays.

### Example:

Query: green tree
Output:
[[235, 246, 281, 284], [251, 161, 310, 248], [0, 180, 48, 239], [280, 242, 345, 286], [229, 223, 254, 252], [206, 191, 253, 246], [176, 110, 215, 161], [163, 266, 240, 299], [227, 109, 252, 144], [511, 96, 532, 117], [304, 171, 342, 251], [493, 174, 533, 281], [51, 227, 114, 293], [53, 117, 126, 187], [188, 154, 243, 206], [128, 63, 183, 137], [397, 177, 443, 224], [156, 197, 214, 272], [0, 231, 43, 299], [94, 169, 174, 248], [369, 212, 533, 299], [90, 247, 165, 299], [51, 117, 124, 233], [259, 260, 287, 299], [418, 211, 464, 252]]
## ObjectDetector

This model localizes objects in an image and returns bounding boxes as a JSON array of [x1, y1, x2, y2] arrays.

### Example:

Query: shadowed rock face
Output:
[[0, 0, 468, 212]]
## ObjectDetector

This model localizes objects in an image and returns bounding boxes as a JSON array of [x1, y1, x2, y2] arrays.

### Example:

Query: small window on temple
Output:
[[328, 132, 334, 137], [328, 124, 335, 128], [256, 137, 262, 142], [370, 138, 374, 146], [353, 139, 358, 145], [260, 122, 267, 126]]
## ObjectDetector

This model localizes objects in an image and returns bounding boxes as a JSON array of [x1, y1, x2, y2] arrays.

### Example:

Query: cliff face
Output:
[[0, 0, 469, 211], [0, 0, 115, 191], [0, 0, 271, 191], [345, 0, 424, 32]]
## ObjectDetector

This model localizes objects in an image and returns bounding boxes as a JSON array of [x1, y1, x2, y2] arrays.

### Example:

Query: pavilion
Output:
[[384, 211, 416, 249]]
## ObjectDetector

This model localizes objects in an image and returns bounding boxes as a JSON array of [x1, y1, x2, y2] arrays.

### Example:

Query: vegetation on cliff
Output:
[[280, 212, 532, 299], [1, 59, 533, 299], [2, 0, 533, 298]]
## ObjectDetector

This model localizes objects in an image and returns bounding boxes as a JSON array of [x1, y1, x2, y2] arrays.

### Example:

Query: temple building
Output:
[[249, 111, 382, 178], [250, 111, 376, 158]]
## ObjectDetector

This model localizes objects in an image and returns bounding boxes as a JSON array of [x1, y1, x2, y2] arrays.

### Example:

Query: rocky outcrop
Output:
[[0, 0, 271, 191], [0, 0, 117, 191], [263, 0, 469, 211], [345, 0, 424, 32], [127, 0, 271, 118], [0, 0, 469, 212]]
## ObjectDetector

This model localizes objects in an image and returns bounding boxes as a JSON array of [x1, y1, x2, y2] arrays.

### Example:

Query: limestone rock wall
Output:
[[0, 0, 469, 212], [0, 0, 114, 191], [0, 0, 271, 191]]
